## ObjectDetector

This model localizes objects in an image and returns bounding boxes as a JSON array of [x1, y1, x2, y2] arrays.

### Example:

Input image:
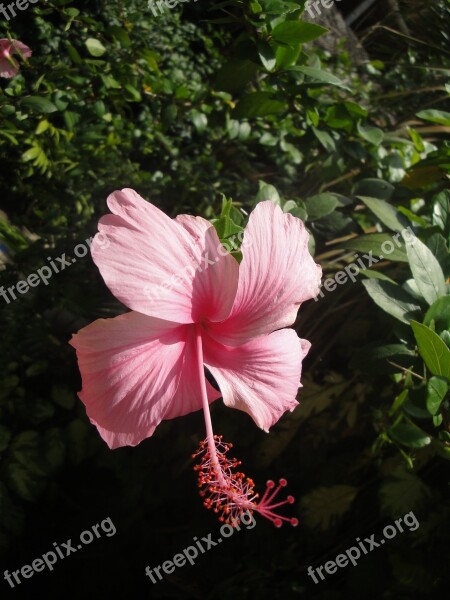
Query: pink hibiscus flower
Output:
[[0, 39, 31, 78], [70, 189, 322, 526]]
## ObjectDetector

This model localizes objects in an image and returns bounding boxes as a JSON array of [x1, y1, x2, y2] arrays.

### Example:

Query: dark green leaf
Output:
[[358, 196, 409, 232], [432, 189, 450, 236], [403, 232, 446, 305], [353, 178, 394, 200], [363, 280, 421, 323], [291, 66, 350, 91], [255, 180, 280, 205], [257, 41, 276, 71], [424, 296, 450, 333], [215, 59, 258, 93], [426, 376, 448, 415], [411, 320, 450, 378], [339, 233, 408, 262], [357, 122, 384, 146], [304, 193, 338, 220], [389, 423, 431, 448], [233, 92, 285, 118], [272, 21, 328, 46], [19, 97, 58, 114]]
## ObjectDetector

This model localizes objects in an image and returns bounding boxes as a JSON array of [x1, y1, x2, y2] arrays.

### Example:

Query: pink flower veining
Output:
[[0, 39, 31, 79], [70, 189, 322, 526]]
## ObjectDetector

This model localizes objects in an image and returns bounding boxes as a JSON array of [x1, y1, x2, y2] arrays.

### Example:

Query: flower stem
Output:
[[195, 324, 226, 487]]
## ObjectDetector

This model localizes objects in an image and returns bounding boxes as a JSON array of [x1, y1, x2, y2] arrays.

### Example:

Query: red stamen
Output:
[[193, 435, 298, 527], [193, 324, 298, 527]]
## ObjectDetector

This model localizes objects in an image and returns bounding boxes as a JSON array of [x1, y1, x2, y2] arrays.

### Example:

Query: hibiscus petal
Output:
[[91, 188, 239, 324], [11, 40, 32, 59], [70, 312, 220, 449], [208, 201, 322, 345], [0, 57, 18, 78], [175, 214, 239, 322], [203, 328, 310, 431]]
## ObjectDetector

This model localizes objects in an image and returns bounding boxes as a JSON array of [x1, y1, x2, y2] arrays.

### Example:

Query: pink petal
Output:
[[70, 313, 220, 449], [91, 189, 239, 324], [11, 40, 32, 59], [175, 214, 239, 322], [0, 57, 18, 78], [208, 201, 322, 345], [203, 328, 310, 431]]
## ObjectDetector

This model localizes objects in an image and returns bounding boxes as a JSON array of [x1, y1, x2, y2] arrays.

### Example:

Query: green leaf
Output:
[[124, 84, 142, 102], [339, 233, 408, 262], [442, 331, 450, 349], [358, 196, 409, 232], [274, 44, 301, 69], [312, 128, 336, 152], [257, 41, 276, 71], [250, 0, 262, 13], [379, 467, 431, 515], [85, 38, 107, 57], [140, 49, 159, 73], [403, 232, 446, 305], [433, 414, 444, 427], [424, 296, 450, 333], [19, 96, 58, 114], [363, 280, 421, 323], [21, 146, 41, 162], [211, 197, 243, 243], [389, 389, 409, 416], [5, 462, 45, 502], [301, 485, 358, 530], [190, 110, 208, 133], [272, 21, 328, 46], [411, 320, 450, 378], [425, 233, 450, 278], [255, 180, 280, 205], [64, 42, 82, 65], [403, 388, 432, 419], [432, 189, 450, 235], [358, 269, 395, 283], [353, 178, 394, 200], [51, 384, 76, 410], [416, 109, 450, 126], [389, 423, 431, 448], [233, 92, 285, 118], [16, 396, 54, 425], [215, 59, 258, 93], [291, 66, 350, 91], [357, 122, 384, 146], [107, 25, 131, 48], [304, 193, 338, 220], [426, 376, 448, 415]]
